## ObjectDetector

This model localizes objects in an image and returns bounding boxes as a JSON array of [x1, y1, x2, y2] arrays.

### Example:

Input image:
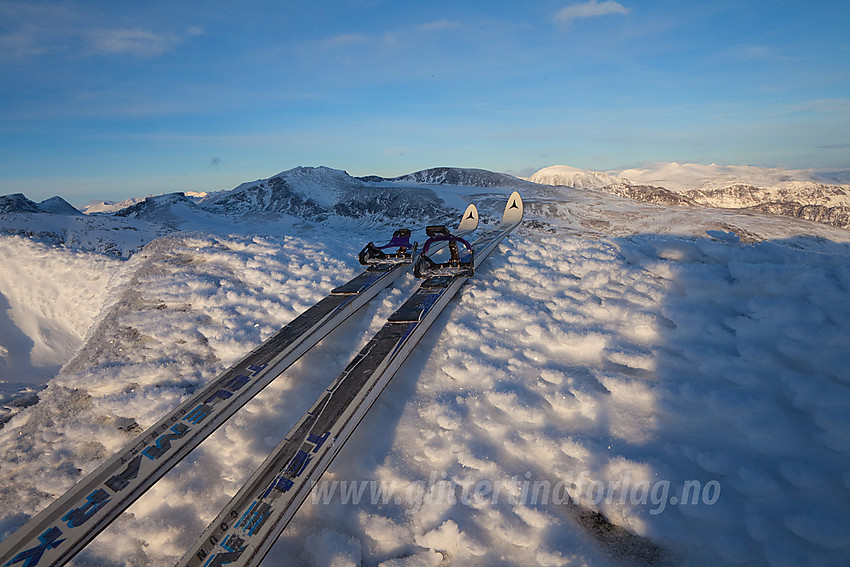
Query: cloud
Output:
[[815, 143, 850, 150], [792, 98, 850, 115], [554, 0, 630, 27], [0, 2, 200, 61], [88, 28, 181, 57], [714, 43, 796, 64], [418, 20, 462, 32], [0, 2, 82, 61], [0, 26, 50, 60], [318, 33, 369, 49]]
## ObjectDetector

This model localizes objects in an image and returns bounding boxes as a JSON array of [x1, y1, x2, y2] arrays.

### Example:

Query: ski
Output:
[[0, 206, 479, 567], [179, 192, 523, 567]]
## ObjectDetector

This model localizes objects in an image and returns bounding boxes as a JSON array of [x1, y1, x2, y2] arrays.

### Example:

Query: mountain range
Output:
[[530, 163, 850, 228], [3, 163, 847, 253]]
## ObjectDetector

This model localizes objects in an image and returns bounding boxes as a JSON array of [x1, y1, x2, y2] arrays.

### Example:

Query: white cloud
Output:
[[88, 28, 181, 57], [0, 2, 81, 61], [554, 0, 630, 27], [418, 20, 462, 32], [318, 33, 369, 49], [793, 98, 850, 115], [0, 26, 50, 60], [0, 2, 200, 60]]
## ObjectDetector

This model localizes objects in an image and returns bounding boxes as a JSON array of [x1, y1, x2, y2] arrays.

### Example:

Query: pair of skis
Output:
[[0, 193, 522, 567], [181, 193, 522, 566]]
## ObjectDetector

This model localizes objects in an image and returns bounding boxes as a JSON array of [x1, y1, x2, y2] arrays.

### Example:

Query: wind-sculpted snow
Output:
[[0, 232, 366, 563], [0, 236, 120, 424], [1, 169, 850, 566]]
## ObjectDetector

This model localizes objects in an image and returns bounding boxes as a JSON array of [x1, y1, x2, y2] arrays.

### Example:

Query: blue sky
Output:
[[1, 0, 849, 205]]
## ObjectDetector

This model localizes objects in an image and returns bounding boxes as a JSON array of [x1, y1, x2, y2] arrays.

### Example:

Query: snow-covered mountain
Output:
[[1, 164, 850, 566], [528, 165, 622, 189], [34, 196, 83, 216], [382, 166, 539, 191], [82, 195, 150, 214], [103, 167, 461, 229], [615, 161, 845, 190], [0, 194, 81, 215], [529, 162, 850, 229], [0, 193, 168, 257]]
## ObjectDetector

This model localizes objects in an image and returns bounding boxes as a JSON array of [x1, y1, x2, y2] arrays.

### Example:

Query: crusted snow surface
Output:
[[0, 236, 121, 406], [0, 179, 849, 566]]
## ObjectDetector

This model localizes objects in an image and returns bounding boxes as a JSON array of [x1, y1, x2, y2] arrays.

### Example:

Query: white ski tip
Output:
[[502, 191, 523, 225], [458, 203, 479, 232]]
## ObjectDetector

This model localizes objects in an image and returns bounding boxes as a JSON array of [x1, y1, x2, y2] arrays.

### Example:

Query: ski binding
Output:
[[413, 225, 474, 278], [358, 228, 417, 265]]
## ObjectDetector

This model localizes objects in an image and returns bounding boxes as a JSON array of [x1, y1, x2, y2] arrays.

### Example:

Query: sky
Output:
[[1, 0, 849, 205]]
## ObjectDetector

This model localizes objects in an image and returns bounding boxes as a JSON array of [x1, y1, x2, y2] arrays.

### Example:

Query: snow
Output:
[[0, 236, 121, 405], [529, 165, 622, 189], [82, 196, 149, 214], [614, 162, 829, 192], [0, 211, 170, 257], [528, 163, 850, 228], [1, 167, 850, 566]]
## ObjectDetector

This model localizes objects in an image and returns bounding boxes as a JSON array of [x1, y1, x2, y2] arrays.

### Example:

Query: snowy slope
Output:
[[201, 166, 458, 227], [384, 167, 539, 192], [529, 165, 621, 189], [82, 196, 149, 214], [0, 192, 171, 257], [0, 236, 121, 421], [530, 163, 850, 229], [615, 162, 838, 192], [0, 168, 849, 566]]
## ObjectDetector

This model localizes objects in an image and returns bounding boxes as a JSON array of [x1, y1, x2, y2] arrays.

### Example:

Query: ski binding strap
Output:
[[413, 232, 474, 279], [358, 228, 416, 265]]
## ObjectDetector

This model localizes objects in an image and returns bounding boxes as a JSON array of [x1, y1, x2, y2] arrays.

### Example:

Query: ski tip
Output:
[[457, 203, 479, 232], [501, 191, 523, 225]]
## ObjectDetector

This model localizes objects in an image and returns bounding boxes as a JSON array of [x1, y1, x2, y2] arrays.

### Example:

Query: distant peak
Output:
[[528, 165, 622, 189], [386, 167, 534, 189], [38, 196, 82, 215], [0, 193, 40, 214]]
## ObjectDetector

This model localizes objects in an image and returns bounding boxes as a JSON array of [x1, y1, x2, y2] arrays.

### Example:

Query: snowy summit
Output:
[[0, 164, 849, 567]]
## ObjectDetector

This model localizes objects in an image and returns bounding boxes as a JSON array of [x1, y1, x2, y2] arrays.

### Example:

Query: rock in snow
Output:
[[0, 165, 849, 566]]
